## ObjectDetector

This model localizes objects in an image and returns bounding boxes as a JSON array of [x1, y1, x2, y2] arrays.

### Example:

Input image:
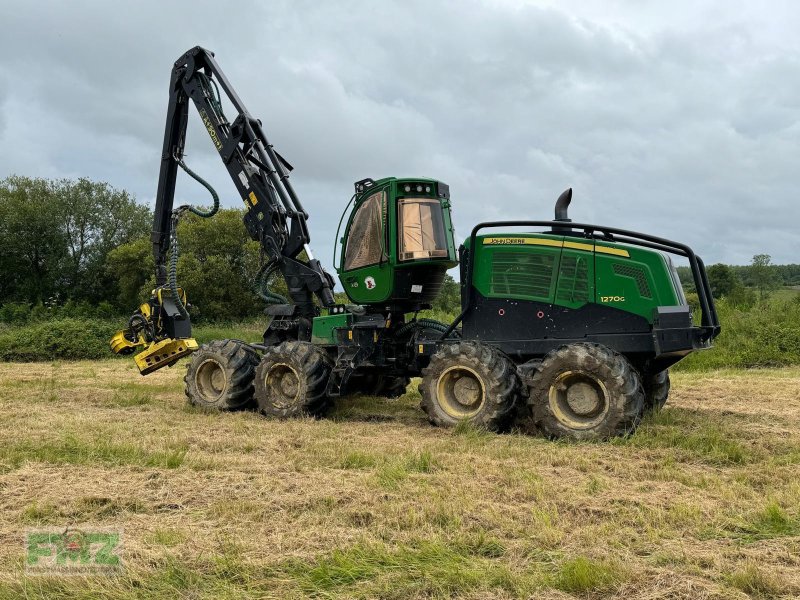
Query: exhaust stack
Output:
[[553, 187, 572, 232], [555, 188, 572, 222]]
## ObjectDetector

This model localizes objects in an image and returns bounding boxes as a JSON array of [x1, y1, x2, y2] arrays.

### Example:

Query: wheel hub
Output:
[[195, 359, 227, 404], [437, 366, 485, 418], [565, 381, 602, 415], [266, 363, 300, 409], [549, 371, 609, 429]]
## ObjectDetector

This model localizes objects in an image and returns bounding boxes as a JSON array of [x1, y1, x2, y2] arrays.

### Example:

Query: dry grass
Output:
[[0, 361, 799, 599]]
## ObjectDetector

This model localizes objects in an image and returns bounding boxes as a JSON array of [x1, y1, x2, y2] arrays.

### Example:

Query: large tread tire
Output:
[[342, 374, 410, 399], [420, 341, 520, 432], [377, 376, 411, 399], [529, 343, 643, 440], [184, 339, 259, 410], [254, 341, 332, 418], [643, 370, 670, 412], [347, 374, 411, 398]]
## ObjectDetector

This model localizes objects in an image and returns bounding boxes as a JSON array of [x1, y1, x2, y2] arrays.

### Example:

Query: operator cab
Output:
[[336, 177, 458, 313]]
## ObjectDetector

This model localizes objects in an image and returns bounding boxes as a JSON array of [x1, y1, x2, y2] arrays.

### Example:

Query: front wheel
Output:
[[184, 339, 259, 410], [420, 342, 520, 431], [527, 343, 643, 440]]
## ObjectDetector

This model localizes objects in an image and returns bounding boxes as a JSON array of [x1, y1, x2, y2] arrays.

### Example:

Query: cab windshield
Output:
[[398, 198, 448, 261]]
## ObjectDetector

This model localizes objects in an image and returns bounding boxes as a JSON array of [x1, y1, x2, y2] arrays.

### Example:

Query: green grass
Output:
[[0, 433, 187, 472], [727, 562, 781, 598], [616, 408, 752, 465], [281, 540, 539, 598], [553, 556, 627, 594], [338, 451, 378, 469]]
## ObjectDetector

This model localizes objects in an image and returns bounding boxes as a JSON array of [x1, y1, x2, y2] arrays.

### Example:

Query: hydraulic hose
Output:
[[395, 318, 460, 339], [176, 157, 220, 218], [168, 211, 189, 319], [165, 157, 222, 318], [255, 261, 288, 305]]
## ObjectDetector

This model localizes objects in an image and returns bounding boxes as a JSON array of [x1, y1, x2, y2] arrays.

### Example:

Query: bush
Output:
[[0, 302, 31, 324], [677, 297, 800, 370], [0, 318, 120, 361]]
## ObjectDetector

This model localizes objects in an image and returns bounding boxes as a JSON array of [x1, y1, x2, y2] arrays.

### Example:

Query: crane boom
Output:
[[111, 46, 335, 374]]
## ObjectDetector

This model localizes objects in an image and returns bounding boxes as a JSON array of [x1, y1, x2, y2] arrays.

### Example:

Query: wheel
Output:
[[254, 341, 332, 418], [184, 339, 259, 410], [346, 373, 411, 398], [420, 341, 520, 431], [528, 343, 644, 440], [377, 376, 411, 398], [643, 370, 670, 411]]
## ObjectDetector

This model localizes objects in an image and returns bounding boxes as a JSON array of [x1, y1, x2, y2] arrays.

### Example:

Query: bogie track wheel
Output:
[[527, 343, 643, 440], [420, 342, 520, 431], [254, 341, 333, 418], [184, 339, 259, 410]]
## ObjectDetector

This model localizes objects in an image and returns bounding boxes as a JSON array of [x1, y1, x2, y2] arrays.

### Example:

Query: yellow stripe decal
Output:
[[483, 237, 629, 258], [595, 246, 630, 257], [563, 240, 594, 252]]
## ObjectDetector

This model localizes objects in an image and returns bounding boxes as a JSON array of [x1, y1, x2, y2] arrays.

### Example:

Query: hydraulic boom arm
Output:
[[111, 46, 336, 374]]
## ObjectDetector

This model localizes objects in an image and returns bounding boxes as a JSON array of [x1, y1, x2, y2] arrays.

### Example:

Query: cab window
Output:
[[343, 191, 386, 270], [398, 198, 448, 261]]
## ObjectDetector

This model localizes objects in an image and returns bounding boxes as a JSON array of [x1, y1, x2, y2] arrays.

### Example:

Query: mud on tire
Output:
[[420, 341, 520, 431], [254, 341, 332, 418], [528, 343, 643, 440], [184, 339, 259, 410]]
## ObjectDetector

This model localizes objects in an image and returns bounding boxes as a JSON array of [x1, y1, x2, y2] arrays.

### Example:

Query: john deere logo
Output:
[[364, 276, 376, 290], [26, 528, 122, 574]]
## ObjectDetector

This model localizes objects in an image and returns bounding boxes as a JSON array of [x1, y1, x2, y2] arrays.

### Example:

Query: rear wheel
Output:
[[420, 342, 520, 431], [254, 341, 332, 418], [528, 343, 643, 440], [184, 339, 258, 410], [347, 373, 411, 398], [643, 370, 670, 411]]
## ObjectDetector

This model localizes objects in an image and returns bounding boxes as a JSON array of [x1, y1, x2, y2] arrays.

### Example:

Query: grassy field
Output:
[[0, 362, 799, 599]]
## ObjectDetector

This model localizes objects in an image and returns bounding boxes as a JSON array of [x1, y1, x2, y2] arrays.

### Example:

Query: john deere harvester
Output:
[[112, 47, 720, 440]]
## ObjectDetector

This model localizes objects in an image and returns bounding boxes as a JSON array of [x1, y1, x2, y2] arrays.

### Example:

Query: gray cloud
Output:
[[0, 0, 798, 268]]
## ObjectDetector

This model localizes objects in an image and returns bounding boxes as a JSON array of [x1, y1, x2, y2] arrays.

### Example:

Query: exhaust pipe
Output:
[[555, 187, 572, 221], [553, 187, 572, 233]]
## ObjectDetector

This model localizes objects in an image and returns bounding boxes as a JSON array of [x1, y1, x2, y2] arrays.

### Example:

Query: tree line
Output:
[[0, 175, 793, 322]]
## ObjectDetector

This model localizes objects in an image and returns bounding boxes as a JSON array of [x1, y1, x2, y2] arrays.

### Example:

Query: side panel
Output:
[[472, 235, 564, 304], [594, 243, 681, 322], [311, 313, 352, 345]]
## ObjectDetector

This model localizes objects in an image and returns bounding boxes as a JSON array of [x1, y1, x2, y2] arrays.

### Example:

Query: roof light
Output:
[[416, 184, 423, 192], [404, 184, 411, 192]]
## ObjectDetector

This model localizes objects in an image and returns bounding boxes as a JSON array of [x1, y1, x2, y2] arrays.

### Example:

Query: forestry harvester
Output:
[[111, 47, 720, 439]]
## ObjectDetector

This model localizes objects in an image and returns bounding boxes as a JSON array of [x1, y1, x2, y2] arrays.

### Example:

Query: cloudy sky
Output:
[[0, 0, 798, 268]]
